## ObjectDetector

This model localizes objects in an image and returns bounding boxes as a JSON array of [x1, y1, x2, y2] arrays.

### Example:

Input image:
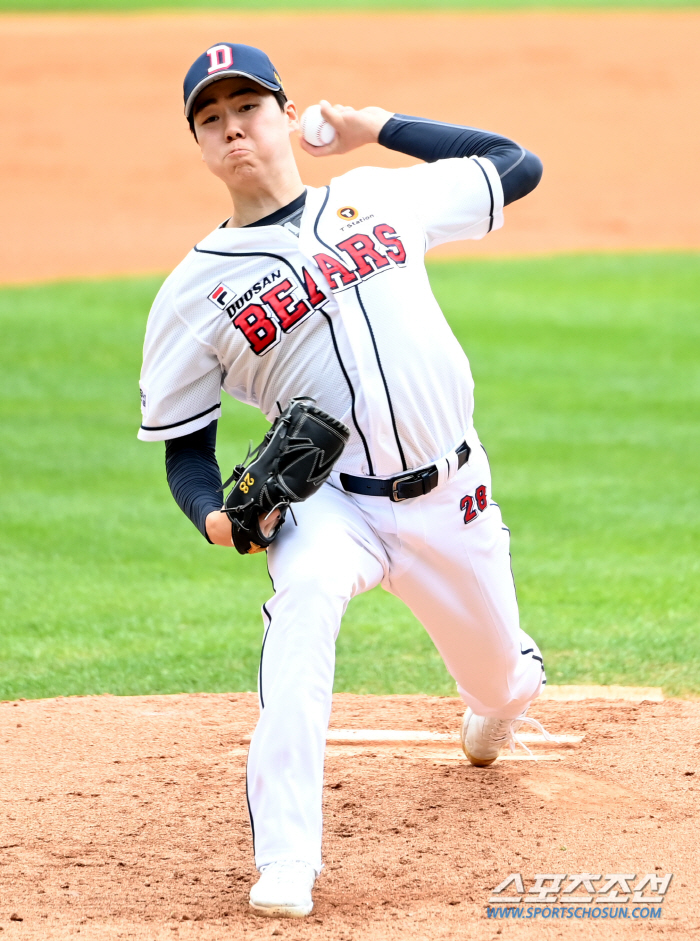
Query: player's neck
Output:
[[225, 165, 305, 229]]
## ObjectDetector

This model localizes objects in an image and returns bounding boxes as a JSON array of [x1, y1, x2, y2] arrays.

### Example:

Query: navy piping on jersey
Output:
[[313, 186, 376, 473], [472, 159, 495, 233], [193, 245, 306, 282], [245, 756, 256, 852], [140, 400, 220, 432], [320, 311, 375, 476], [354, 286, 408, 471], [313, 187, 407, 472], [312, 185, 332, 247], [259, 603, 273, 710], [509, 553, 518, 601]]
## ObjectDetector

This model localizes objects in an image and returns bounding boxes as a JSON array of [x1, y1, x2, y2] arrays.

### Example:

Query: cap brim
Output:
[[185, 71, 282, 118]]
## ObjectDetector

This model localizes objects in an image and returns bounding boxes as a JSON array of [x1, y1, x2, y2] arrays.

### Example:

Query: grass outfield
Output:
[[2, 0, 698, 13], [0, 253, 698, 701]]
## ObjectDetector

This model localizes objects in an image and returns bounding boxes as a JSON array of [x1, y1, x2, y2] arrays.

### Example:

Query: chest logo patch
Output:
[[207, 282, 237, 309], [337, 206, 358, 221]]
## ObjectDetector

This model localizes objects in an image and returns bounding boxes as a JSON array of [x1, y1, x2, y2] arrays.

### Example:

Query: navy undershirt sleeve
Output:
[[165, 420, 223, 542], [378, 114, 542, 206]]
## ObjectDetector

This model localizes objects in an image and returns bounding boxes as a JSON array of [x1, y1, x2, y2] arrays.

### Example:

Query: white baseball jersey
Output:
[[138, 156, 504, 479]]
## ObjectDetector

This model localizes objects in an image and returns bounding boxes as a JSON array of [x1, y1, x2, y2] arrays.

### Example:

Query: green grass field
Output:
[[1, 253, 698, 702], [2, 0, 697, 13]]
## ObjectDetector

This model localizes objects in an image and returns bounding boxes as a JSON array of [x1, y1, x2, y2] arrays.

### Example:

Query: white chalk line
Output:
[[324, 729, 583, 744]]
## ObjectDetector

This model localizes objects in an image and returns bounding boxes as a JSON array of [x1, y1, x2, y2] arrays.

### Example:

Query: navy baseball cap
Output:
[[184, 43, 283, 119]]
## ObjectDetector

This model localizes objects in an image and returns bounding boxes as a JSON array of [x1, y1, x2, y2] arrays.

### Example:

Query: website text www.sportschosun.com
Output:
[[487, 906, 663, 920], [485, 872, 673, 919]]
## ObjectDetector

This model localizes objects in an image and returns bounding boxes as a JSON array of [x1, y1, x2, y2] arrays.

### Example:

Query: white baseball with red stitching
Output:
[[300, 104, 336, 146]]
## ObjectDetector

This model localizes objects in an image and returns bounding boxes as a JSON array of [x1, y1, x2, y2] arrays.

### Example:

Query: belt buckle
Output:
[[390, 473, 416, 503]]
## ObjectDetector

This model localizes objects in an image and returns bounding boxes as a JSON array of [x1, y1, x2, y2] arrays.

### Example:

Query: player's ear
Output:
[[284, 99, 300, 133]]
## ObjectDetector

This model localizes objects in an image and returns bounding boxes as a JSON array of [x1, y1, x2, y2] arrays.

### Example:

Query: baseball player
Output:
[[138, 42, 548, 918]]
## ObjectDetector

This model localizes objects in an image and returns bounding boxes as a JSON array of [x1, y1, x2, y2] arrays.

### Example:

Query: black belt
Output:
[[340, 441, 471, 503]]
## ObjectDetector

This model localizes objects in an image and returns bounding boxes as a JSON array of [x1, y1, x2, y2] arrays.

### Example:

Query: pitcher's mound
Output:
[[1, 692, 697, 939]]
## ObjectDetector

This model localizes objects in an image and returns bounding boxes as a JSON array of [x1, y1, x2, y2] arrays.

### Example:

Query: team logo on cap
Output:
[[337, 206, 359, 221], [206, 44, 234, 75], [208, 282, 237, 309]]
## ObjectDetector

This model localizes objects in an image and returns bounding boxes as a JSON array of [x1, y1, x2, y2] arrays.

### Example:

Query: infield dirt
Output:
[[1, 692, 698, 939], [1, 11, 699, 282]]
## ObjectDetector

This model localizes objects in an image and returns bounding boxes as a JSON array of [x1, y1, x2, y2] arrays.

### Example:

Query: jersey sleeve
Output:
[[388, 156, 504, 251], [138, 280, 222, 442]]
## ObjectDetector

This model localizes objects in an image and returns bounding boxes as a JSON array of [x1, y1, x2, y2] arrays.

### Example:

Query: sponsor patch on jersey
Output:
[[337, 206, 358, 221], [207, 282, 237, 309]]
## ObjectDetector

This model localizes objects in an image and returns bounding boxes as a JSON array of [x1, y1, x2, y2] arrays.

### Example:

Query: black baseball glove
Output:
[[222, 397, 350, 554]]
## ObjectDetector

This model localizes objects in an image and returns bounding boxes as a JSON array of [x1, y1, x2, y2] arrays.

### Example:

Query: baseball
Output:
[[300, 104, 336, 147]]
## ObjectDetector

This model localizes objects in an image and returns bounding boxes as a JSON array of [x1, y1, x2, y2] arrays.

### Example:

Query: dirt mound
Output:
[[1, 692, 698, 938], [1, 12, 699, 283]]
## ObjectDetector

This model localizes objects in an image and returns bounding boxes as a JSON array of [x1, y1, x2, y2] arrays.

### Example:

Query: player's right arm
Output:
[[376, 114, 542, 206], [299, 102, 542, 206]]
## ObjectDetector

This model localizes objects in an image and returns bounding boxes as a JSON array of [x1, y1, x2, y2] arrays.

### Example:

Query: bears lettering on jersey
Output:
[[210, 225, 407, 356], [314, 224, 406, 292], [303, 268, 326, 307], [313, 254, 358, 291], [232, 303, 280, 355], [261, 278, 312, 332], [228, 266, 328, 356], [373, 224, 407, 264], [336, 234, 391, 278]]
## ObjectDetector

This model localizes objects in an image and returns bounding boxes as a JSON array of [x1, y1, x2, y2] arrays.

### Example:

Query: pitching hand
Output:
[[206, 508, 281, 547], [299, 101, 394, 157]]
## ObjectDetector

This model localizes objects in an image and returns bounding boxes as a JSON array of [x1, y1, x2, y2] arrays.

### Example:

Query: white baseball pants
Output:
[[246, 427, 544, 873]]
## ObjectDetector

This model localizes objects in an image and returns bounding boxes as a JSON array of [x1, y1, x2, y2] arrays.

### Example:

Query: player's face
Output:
[[192, 77, 299, 189]]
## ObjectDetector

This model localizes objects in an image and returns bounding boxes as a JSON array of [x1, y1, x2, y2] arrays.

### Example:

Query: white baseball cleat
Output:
[[249, 860, 316, 917], [461, 707, 555, 766]]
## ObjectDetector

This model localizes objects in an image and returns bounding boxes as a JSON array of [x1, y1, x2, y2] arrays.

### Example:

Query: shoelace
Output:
[[485, 714, 559, 761], [506, 714, 559, 760]]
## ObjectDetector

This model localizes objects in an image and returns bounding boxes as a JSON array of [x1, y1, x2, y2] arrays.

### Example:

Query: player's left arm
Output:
[[299, 102, 542, 205], [165, 421, 280, 548]]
